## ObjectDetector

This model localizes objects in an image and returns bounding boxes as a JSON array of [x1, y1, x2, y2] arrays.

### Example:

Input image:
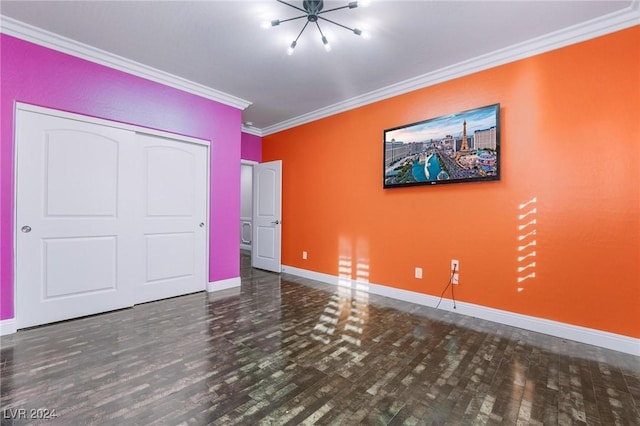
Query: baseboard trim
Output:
[[207, 276, 241, 292], [0, 318, 17, 336], [282, 265, 640, 356]]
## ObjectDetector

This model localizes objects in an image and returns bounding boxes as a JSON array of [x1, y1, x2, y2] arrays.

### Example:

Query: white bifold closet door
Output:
[[15, 107, 208, 329]]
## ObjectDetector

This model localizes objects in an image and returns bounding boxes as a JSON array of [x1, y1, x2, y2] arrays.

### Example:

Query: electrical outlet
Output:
[[415, 267, 422, 279], [452, 273, 459, 285], [451, 259, 459, 272], [302, 251, 307, 260]]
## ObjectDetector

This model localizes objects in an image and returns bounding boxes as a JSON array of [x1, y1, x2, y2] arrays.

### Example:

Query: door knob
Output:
[[199, 222, 205, 228], [271, 220, 280, 225], [21, 225, 32, 233]]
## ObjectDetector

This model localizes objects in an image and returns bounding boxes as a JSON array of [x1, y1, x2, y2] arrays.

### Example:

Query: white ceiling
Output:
[[1, 1, 637, 135]]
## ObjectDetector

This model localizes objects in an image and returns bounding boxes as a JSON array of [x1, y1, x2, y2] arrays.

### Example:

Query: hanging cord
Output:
[[435, 264, 457, 310], [451, 265, 456, 309]]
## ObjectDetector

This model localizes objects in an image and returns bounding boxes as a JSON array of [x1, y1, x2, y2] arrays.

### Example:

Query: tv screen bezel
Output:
[[383, 103, 501, 189]]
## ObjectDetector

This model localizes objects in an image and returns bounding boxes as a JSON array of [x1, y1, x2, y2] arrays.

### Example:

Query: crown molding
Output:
[[0, 15, 252, 111], [2, 1, 638, 135], [241, 125, 263, 137], [261, 2, 640, 135]]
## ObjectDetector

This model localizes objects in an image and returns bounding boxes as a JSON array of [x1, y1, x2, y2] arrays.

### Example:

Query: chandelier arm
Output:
[[315, 21, 326, 38], [276, 0, 307, 13], [318, 5, 350, 14], [277, 14, 309, 24], [316, 21, 332, 51], [318, 16, 356, 33], [294, 20, 311, 43]]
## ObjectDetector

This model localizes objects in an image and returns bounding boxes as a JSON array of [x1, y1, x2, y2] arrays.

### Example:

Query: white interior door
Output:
[[135, 133, 208, 304], [252, 160, 282, 272], [15, 110, 137, 328]]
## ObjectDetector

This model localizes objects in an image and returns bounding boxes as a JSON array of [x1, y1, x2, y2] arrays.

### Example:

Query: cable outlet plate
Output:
[[451, 259, 459, 285], [302, 251, 307, 260], [415, 267, 422, 279], [451, 259, 459, 271]]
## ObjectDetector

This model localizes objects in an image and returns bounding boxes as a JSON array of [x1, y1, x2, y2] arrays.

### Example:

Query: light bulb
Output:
[[262, 19, 279, 29], [287, 41, 297, 55], [353, 28, 371, 39], [322, 36, 331, 52]]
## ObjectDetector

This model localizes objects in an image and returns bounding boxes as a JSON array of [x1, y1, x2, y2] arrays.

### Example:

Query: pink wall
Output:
[[241, 132, 262, 162], [0, 35, 243, 320]]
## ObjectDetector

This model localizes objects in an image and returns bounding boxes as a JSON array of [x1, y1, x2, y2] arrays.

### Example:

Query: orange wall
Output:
[[263, 27, 640, 338]]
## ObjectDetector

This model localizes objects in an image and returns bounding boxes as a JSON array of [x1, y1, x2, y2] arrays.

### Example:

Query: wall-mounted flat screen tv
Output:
[[384, 103, 500, 188]]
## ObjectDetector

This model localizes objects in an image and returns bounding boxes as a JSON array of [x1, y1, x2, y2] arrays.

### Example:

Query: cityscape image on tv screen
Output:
[[384, 103, 500, 188]]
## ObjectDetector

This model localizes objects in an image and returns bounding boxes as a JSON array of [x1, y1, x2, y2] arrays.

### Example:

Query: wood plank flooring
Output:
[[1, 252, 639, 425]]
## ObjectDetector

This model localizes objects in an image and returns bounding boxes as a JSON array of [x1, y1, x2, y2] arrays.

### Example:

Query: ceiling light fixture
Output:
[[264, 0, 370, 55]]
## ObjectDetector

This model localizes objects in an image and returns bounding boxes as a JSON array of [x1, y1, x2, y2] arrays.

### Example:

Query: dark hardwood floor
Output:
[[1, 252, 639, 425]]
